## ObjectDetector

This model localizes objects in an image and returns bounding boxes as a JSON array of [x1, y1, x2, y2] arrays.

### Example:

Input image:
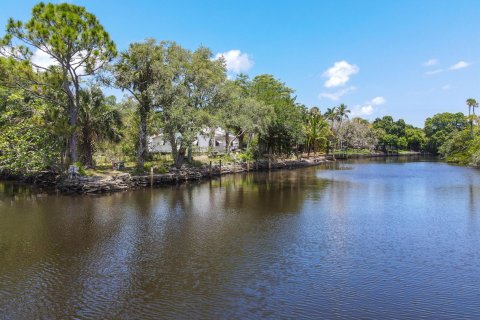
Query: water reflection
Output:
[[1, 160, 480, 319]]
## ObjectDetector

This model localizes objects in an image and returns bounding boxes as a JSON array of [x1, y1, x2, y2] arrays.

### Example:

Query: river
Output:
[[1, 158, 479, 319]]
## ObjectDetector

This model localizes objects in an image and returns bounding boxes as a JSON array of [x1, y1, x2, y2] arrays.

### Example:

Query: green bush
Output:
[[73, 162, 87, 176]]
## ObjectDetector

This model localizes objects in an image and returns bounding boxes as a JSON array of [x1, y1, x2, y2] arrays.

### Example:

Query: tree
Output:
[[372, 116, 412, 151], [78, 87, 122, 167], [304, 107, 331, 156], [424, 112, 467, 154], [438, 129, 473, 163], [466, 98, 478, 135], [323, 107, 336, 126], [216, 76, 273, 153], [335, 103, 350, 150], [113, 39, 166, 169], [337, 117, 377, 151], [405, 127, 426, 151], [373, 116, 406, 137], [336, 103, 351, 129], [251, 74, 304, 156], [0, 72, 61, 174], [157, 45, 227, 168], [1, 2, 117, 163]]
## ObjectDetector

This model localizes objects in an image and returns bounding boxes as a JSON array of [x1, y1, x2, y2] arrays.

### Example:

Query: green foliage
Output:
[[252, 74, 304, 155], [78, 87, 123, 167], [405, 127, 426, 151], [3, 3, 116, 69], [424, 112, 467, 154], [469, 145, 480, 167], [0, 120, 59, 174], [113, 39, 168, 168], [373, 116, 406, 136], [238, 152, 254, 162], [0, 91, 60, 174], [1, 2, 117, 163], [216, 76, 273, 152], [114, 40, 227, 169], [438, 129, 478, 165], [304, 107, 332, 154], [143, 162, 168, 174], [73, 162, 87, 176], [372, 116, 422, 151]]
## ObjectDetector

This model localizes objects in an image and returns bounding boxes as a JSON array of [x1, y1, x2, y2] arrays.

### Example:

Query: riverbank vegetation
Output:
[[0, 2, 478, 178]]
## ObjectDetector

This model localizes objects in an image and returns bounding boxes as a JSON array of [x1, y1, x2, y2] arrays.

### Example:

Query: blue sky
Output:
[[1, 0, 479, 127]]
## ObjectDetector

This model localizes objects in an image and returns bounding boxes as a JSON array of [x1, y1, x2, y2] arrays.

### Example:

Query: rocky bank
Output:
[[56, 158, 328, 194]]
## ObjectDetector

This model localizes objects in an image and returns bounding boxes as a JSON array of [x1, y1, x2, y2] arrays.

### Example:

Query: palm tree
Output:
[[336, 103, 351, 150], [304, 107, 330, 157], [305, 107, 320, 157], [78, 87, 123, 168], [324, 107, 337, 128], [336, 103, 351, 129], [466, 98, 478, 135], [472, 100, 479, 116]]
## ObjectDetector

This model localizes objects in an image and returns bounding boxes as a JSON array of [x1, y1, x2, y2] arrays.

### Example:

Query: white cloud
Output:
[[370, 96, 386, 105], [442, 84, 451, 90], [351, 96, 386, 117], [450, 61, 470, 70], [423, 59, 438, 67], [31, 48, 58, 70], [425, 68, 444, 75], [351, 104, 374, 116], [215, 49, 253, 73], [360, 105, 374, 115], [424, 60, 470, 75], [323, 60, 359, 88], [318, 86, 356, 101]]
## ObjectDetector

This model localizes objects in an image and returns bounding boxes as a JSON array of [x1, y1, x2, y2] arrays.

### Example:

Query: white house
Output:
[[148, 128, 238, 154]]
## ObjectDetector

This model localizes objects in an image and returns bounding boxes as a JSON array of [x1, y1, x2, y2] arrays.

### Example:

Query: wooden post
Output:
[[233, 159, 236, 173], [268, 157, 271, 171], [219, 159, 222, 176], [209, 161, 212, 177], [247, 161, 250, 172]]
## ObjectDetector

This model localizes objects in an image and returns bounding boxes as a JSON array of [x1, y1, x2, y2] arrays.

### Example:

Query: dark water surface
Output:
[[1, 159, 480, 319]]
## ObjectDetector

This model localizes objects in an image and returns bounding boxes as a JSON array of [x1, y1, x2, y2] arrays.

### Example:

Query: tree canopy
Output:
[[1, 2, 116, 163]]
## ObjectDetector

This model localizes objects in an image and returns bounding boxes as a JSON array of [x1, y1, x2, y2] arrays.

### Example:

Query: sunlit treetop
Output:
[[1, 2, 116, 76]]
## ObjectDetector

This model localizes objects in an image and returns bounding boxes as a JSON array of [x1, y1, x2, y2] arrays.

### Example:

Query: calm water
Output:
[[1, 159, 480, 319]]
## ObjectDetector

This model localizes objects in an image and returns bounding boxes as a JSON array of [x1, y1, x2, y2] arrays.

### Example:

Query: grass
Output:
[[333, 149, 372, 155]]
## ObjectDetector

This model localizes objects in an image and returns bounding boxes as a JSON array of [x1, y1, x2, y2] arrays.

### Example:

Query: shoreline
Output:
[[1, 152, 425, 194], [56, 157, 330, 194]]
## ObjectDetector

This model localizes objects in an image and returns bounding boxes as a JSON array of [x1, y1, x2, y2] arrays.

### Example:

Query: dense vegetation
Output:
[[0, 3, 478, 177]]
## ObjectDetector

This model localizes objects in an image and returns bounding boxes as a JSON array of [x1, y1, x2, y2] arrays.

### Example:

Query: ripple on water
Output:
[[0, 160, 480, 319]]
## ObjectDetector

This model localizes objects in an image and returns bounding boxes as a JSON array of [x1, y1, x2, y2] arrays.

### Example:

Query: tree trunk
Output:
[[210, 127, 216, 150], [239, 131, 246, 149], [225, 130, 230, 153], [187, 142, 193, 163], [168, 131, 179, 167], [67, 93, 78, 164], [137, 106, 148, 170], [175, 146, 186, 169], [84, 141, 94, 168], [331, 140, 336, 160], [81, 128, 94, 168], [247, 133, 253, 149]]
